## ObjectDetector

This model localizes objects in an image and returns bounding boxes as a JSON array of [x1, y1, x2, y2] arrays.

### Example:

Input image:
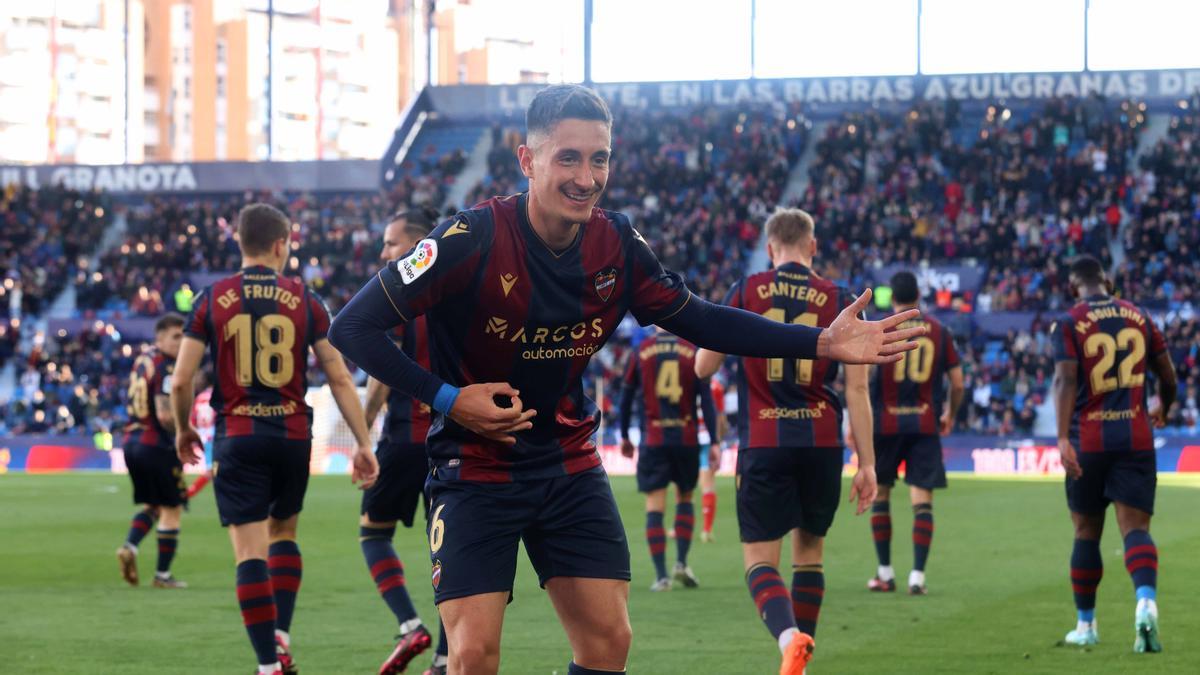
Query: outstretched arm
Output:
[[660, 288, 924, 364], [314, 338, 377, 488]]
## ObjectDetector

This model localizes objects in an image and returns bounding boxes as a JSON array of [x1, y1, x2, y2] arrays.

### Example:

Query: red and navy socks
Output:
[[236, 559, 279, 668], [155, 529, 179, 575], [268, 540, 302, 634], [912, 503, 934, 572], [674, 502, 694, 567], [746, 563, 797, 643], [1070, 538, 1102, 623], [791, 563, 825, 639], [870, 500, 892, 568], [124, 509, 156, 550], [1123, 529, 1158, 603], [646, 511, 668, 581], [359, 525, 419, 625]]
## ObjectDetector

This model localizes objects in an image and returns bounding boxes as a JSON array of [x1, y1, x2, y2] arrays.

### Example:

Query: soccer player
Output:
[[185, 371, 215, 499], [696, 207, 878, 675], [357, 208, 450, 675], [329, 85, 922, 675], [699, 376, 727, 542], [618, 327, 719, 591], [171, 203, 379, 675], [865, 270, 963, 595], [1052, 255, 1176, 652], [116, 313, 189, 588]]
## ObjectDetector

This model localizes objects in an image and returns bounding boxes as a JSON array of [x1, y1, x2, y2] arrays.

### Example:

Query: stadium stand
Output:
[[5, 97, 1200, 438]]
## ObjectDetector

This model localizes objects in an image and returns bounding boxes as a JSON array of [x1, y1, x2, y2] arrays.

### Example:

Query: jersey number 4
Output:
[[1084, 328, 1145, 394], [224, 313, 296, 388], [655, 360, 684, 404]]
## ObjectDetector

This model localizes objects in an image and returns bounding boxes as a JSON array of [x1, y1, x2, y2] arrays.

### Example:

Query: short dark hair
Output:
[[237, 203, 290, 256], [155, 312, 185, 333], [526, 84, 612, 138], [890, 270, 920, 304], [1069, 255, 1105, 285], [389, 206, 438, 240]]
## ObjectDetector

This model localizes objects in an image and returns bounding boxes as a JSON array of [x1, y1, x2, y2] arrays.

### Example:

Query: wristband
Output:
[[433, 383, 460, 415]]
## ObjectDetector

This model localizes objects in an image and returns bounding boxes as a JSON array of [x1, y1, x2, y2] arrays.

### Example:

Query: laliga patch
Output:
[[431, 560, 442, 589], [398, 238, 438, 285], [594, 268, 617, 302]]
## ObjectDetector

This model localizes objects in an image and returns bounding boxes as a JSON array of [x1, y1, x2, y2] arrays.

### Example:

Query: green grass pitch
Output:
[[1, 473, 1198, 674]]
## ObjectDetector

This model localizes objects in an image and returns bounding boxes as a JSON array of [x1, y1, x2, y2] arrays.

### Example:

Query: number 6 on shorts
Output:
[[429, 503, 446, 554]]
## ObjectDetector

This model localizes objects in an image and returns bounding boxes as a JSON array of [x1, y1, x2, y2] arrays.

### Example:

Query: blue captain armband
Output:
[[433, 383, 460, 416]]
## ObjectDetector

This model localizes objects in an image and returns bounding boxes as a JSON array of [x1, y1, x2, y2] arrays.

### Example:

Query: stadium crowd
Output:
[[2, 97, 1199, 438]]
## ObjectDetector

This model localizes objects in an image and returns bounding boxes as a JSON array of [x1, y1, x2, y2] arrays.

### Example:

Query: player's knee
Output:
[[1072, 518, 1103, 540], [451, 639, 500, 673], [578, 615, 632, 664], [677, 490, 694, 503]]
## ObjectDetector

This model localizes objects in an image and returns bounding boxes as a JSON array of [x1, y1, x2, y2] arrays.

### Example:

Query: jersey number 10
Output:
[[224, 313, 296, 388]]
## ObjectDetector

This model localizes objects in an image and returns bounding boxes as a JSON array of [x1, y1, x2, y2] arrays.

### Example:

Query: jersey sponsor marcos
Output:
[[376, 193, 688, 482]]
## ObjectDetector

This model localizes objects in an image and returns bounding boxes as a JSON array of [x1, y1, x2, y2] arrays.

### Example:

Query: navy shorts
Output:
[[875, 434, 947, 490], [212, 436, 311, 527], [125, 442, 187, 508], [737, 447, 843, 541], [636, 445, 700, 493], [425, 466, 630, 604], [362, 441, 429, 527], [1066, 449, 1156, 516]]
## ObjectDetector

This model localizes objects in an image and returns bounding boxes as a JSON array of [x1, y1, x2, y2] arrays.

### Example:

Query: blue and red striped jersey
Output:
[[725, 263, 850, 449], [622, 332, 710, 447], [871, 314, 959, 436], [376, 193, 689, 482], [123, 348, 174, 449], [381, 316, 433, 445], [184, 265, 332, 440], [1052, 295, 1167, 453]]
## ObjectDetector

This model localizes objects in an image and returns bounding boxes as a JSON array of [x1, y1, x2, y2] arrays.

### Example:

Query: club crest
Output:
[[594, 268, 617, 302], [431, 560, 442, 589]]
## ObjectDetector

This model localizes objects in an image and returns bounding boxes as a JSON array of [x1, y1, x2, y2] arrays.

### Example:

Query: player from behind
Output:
[[330, 85, 921, 675], [357, 208, 450, 675], [171, 204, 379, 675], [618, 327, 719, 591], [1052, 255, 1176, 652], [865, 271, 963, 595], [116, 312, 189, 588], [696, 208, 878, 675]]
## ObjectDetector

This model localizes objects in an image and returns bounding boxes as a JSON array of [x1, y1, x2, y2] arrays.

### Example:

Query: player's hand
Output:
[[449, 382, 536, 446], [351, 445, 379, 490], [176, 427, 203, 465], [849, 465, 878, 515], [939, 411, 954, 436], [1058, 438, 1082, 479], [620, 438, 635, 458], [1148, 406, 1167, 429], [707, 443, 721, 468], [819, 289, 926, 364]]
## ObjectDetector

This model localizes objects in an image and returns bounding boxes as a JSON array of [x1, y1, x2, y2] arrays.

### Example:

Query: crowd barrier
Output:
[[3, 434, 1197, 475]]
